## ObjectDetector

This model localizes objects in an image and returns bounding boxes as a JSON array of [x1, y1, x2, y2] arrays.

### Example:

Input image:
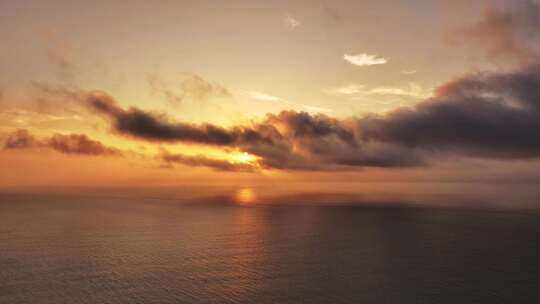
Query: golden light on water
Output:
[[234, 188, 256, 204]]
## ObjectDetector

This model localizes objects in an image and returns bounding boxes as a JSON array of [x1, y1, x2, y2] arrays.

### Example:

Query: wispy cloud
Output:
[[148, 74, 231, 106], [367, 83, 432, 99], [446, 1, 540, 65], [0, 108, 83, 129], [401, 70, 417, 75], [344, 53, 387, 67], [321, 0, 343, 24], [39, 31, 77, 79], [283, 13, 301, 30], [323, 84, 364, 95], [248, 91, 283, 102], [302, 105, 334, 113], [37, 30, 108, 81], [325, 83, 432, 99]]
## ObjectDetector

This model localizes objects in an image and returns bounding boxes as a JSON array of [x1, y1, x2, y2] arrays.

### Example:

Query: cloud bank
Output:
[[81, 60, 540, 170], [358, 64, 540, 159], [81, 91, 424, 170]]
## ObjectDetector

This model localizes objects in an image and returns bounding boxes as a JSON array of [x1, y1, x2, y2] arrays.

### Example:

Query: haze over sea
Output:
[[1, 186, 540, 304]]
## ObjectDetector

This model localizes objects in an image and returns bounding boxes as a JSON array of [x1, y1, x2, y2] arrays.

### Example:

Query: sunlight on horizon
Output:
[[234, 188, 257, 205]]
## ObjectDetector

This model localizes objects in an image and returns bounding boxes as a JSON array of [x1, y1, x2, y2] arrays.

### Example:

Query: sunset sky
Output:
[[2, 0, 540, 198]]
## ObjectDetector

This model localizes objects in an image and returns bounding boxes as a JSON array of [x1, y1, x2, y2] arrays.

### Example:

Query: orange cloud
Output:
[[4, 129, 121, 156], [447, 1, 540, 65]]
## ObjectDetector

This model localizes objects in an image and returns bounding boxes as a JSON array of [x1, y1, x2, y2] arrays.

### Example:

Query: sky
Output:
[[2, 0, 540, 204]]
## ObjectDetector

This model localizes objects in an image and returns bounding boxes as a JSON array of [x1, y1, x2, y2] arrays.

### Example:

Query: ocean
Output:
[[1, 191, 540, 303]]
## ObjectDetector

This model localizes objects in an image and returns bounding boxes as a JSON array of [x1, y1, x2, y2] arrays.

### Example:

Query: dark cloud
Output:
[[358, 64, 540, 159], [83, 91, 424, 170], [84, 90, 268, 146], [447, 0, 540, 65], [3, 129, 120, 156], [83, 59, 540, 170], [248, 111, 423, 170]]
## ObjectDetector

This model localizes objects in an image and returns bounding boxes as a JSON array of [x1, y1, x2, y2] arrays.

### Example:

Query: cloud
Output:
[[366, 83, 433, 99], [325, 83, 432, 99], [82, 92, 423, 170], [147, 75, 184, 105], [83, 59, 540, 170], [47, 134, 121, 155], [48, 2, 540, 173], [252, 111, 424, 170], [39, 31, 76, 79], [344, 53, 387, 67], [321, 0, 343, 24], [401, 70, 417, 75], [248, 91, 283, 102], [2, 127, 256, 172], [84, 91, 268, 146], [3, 129, 121, 156], [160, 150, 257, 172], [0, 108, 83, 130], [148, 74, 231, 105], [447, 0, 540, 65], [283, 14, 301, 29], [4, 129, 37, 149], [180, 74, 231, 101], [324, 84, 364, 95], [357, 64, 540, 159], [302, 105, 334, 113]]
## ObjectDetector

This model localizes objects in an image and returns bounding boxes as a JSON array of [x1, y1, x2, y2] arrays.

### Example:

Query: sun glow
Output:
[[230, 152, 257, 164], [234, 188, 256, 204]]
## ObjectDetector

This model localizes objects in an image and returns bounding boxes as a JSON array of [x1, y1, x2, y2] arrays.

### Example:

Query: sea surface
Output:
[[1, 191, 540, 303]]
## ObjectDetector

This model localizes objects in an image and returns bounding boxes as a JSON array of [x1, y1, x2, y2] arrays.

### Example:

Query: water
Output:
[[1, 192, 540, 303]]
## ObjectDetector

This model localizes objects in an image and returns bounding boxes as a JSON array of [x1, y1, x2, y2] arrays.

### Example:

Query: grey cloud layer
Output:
[[359, 64, 540, 159]]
